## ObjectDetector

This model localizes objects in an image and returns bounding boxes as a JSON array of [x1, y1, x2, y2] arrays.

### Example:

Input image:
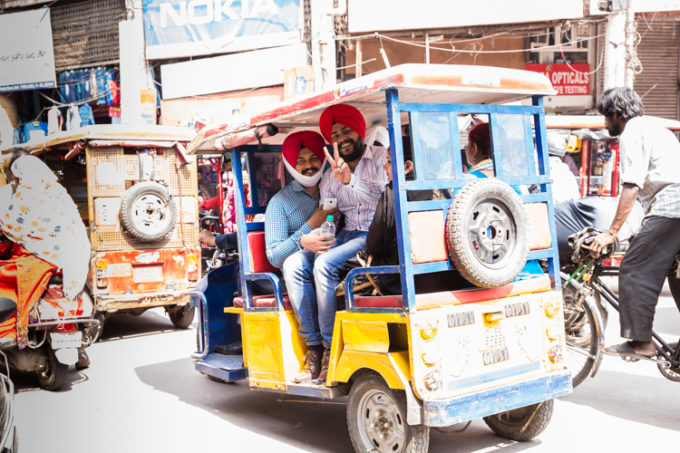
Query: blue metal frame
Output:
[[231, 144, 289, 311], [381, 88, 562, 312]]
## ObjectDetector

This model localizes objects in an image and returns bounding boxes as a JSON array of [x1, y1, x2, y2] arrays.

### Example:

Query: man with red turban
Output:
[[307, 103, 389, 383], [263, 130, 337, 382]]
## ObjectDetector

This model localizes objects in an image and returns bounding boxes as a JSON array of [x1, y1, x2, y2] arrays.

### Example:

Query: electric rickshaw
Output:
[[190, 64, 571, 452], [15, 126, 202, 340]]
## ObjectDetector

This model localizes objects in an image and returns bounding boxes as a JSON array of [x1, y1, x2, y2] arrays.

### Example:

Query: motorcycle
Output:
[[0, 237, 96, 391]]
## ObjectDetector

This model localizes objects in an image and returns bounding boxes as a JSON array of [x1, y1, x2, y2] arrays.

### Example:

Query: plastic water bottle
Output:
[[319, 215, 335, 241]]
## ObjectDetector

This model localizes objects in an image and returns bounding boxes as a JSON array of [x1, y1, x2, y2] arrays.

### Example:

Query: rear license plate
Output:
[[50, 331, 83, 349], [133, 265, 164, 283], [482, 347, 509, 366]]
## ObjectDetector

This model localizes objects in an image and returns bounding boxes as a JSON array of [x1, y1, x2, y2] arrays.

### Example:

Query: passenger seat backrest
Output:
[[526, 203, 552, 250], [247, 231, 279, 273], [408, 211, 447, 264]]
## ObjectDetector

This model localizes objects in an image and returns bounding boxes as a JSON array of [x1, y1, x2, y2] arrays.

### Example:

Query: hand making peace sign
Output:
[[324, 142, 352, 185]]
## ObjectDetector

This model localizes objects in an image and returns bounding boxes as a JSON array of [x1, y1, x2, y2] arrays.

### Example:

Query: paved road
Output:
[[13, 291, 680, 453]]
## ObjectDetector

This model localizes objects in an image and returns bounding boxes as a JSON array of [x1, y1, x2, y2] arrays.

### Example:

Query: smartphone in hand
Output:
[[322, 197, 337, 210]]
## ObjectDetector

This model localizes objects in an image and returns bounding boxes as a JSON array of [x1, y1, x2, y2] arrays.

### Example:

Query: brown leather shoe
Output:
[[293, 345, 323, 383], [316, 348, 331, 385]]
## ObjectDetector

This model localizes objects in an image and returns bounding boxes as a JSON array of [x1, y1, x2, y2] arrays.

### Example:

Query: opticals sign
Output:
[[525, 64, 590, 96], [143, 0, 301, 59]]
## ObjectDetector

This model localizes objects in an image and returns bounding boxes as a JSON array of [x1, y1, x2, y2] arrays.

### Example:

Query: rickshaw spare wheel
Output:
[[120, 181, 177, 241], [446, 179, 529, 288]]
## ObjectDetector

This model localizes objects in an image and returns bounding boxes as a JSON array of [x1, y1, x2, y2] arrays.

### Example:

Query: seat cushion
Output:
[[233, 294, 292, 310], [354, 294, 404, 308]]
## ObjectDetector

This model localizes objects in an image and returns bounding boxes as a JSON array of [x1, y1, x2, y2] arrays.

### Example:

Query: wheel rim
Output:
[[131, 193, 169, 235], [467, 199, 517, 269], [356, 388, 406, 452]]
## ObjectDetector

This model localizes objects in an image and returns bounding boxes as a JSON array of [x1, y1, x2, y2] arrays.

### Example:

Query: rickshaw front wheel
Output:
[[347, 375, 429, 453], [483, 399, 553, 441]]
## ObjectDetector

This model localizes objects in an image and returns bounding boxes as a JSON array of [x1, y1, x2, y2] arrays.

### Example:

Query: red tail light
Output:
[[56, 323, 77, 333]]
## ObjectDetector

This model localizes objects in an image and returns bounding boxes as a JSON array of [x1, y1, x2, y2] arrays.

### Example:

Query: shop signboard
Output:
[[143, 0, 302, 59], [0, 8, 57, 92], [348, 0, 582, 33], [160, 43, 307, 99], [525, 63, 590, 96]]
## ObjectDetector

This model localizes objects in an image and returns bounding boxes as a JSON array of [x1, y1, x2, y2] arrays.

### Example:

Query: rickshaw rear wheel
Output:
[[347, 375, 429, 453], [36, 347, 69, 391], [446, 179, 529, 288], [483, 399, 553, 441], [561, 277, 599, 388], [168, 304, 195, 329]]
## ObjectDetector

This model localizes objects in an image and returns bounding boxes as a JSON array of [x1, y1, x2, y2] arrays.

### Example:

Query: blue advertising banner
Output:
[[143, 0, 301, 59]]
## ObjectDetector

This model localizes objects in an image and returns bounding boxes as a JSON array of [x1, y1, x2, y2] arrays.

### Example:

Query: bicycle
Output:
[[561, 228, 680, 387]]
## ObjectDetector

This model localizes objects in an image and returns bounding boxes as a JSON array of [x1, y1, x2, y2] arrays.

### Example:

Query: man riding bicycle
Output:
[[590, 87, 680, 359]]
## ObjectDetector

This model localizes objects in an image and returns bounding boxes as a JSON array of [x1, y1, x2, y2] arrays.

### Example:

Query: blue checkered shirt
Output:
[[265, 180, 318, 268]]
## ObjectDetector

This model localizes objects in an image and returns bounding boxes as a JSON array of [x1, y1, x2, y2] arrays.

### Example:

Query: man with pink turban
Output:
[[309, 103, 388, 383], [264, 130, 337, 382]]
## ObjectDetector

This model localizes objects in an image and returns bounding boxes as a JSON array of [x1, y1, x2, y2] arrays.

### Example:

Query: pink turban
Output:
[[319, 104, 366, 143]]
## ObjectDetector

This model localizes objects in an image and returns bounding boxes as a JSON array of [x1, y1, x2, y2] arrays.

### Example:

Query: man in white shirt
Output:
[[547, 132, 580, 204], [590, 87, 680, 358], [309, 104, 388, 383]]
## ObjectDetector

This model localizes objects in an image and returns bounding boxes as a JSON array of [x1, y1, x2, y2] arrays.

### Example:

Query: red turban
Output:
[[282, 130, 326, 167], [319, 104, 366, 143]]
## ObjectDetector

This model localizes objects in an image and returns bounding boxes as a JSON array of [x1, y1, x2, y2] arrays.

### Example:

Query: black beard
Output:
[[339, 137, 364, 162], [607, 123, 622, 137]]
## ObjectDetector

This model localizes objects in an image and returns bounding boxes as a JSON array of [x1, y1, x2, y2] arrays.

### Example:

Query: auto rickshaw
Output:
[[13, 125, 201, 340], [190, 64, 571, 452]]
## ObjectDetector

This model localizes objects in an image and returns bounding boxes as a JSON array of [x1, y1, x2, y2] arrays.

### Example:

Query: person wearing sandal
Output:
[[589, 87, 680, 359]]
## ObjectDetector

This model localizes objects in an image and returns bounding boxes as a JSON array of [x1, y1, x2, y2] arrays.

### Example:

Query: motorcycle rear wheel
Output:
[[36, 348, 68, 391], [562, 277, 600, 388]]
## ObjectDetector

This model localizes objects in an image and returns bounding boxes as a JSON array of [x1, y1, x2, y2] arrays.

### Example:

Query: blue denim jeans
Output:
[[314, 230, 367, 347], [281, 249, 322, 347], [281, 230, 367, 348]]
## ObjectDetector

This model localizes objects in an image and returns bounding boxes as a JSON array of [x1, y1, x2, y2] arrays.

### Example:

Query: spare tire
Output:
[[446, 178, 529, 288], [120, 181, 177, 241]]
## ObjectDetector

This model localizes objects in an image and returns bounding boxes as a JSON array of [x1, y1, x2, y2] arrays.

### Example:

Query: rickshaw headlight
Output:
[[543, 299, 560, 318], [419, 320, 438, 341], [421, 347, 439, 367], [545, 325, 562, 341]]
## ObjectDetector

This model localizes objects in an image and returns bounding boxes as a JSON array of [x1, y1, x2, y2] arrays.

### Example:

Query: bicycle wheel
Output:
[[562, 277, 600, 388]]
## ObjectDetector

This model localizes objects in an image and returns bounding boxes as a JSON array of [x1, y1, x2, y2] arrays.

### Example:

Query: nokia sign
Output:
[[143, 0, 301, 59], [158, 0, 281, 27]]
